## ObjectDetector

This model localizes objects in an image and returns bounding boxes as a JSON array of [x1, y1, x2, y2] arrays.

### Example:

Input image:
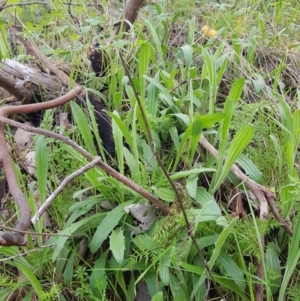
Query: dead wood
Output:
[[0, 0, 149, 246], [1, 59, 62, 103], [0, 117, 170, 217], [199, 134, 293, 301], [122, 0, 146, 31], [0, 86, 83, 246]]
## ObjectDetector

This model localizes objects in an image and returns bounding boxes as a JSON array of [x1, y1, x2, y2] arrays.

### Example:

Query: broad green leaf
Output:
[[110, 227, 125, 264], [217, 251, 246, 291], [189, 234, 220, 260], [153, 187, 175, 202], [123, 147, 139, 181], [191, 218, 237, 299], [190, 113, 202, 161], [270, 134, 283, 178], [173, 113, 190, 125], [90, 250, 109, 299], [186, 173, 198, 198], [52, 213, 105, 261], [180, 44, 193, 66], [158, 250, 171, 286], [151, 292, 163, 301], [144, 75, 178, 112], [90, 200, 133, 253], [87, 98, 106, 160], [212, 125, 254, 193], [181, 261, 249, 300], [63, 247, 77, 285], [236, 153, 263, 184], [199, 112, 225, 128], [147, 72, 160, 117], [275, 92, 293, 130], [216, 55, 229, 85], [266, 242, 281, 294], [144, 20, 165, 68], [173, 125, 192, 170], [169, 274, 188, 301]]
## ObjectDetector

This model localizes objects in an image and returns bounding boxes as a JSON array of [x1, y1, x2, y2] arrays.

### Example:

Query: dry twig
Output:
[[0, 117, 170, 216], [199, 134, 293, 300], [0, 86, 83, 246]]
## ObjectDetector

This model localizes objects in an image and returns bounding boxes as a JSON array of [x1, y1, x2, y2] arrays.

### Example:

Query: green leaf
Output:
[[217, 251, 246, 291], [70, 101, 95, 154], [90, 250, 109, 299], [158, 250, 171, 285], [151, 292, 163, 301], [0, 21, 9, 59], [110, 227, 125, 264], [202, 48, 216, 114], [190, 113, 202, 161], [186, 173, 198, 198], [181, 260, 249, 300], [266, 242, 281, 294], [169, 274, 188, 301], [221, 78, 245, 140], [170, 168, 215, 180], [279, 213, 300, 300], [15, 262, 44, 299], [191, 218, 238, 299], [153, 187, 175, 202], [106, 111, 133, 148], [139, 43, 151, 99], [236, 153, 263, 184], [212, 125, 254, 193], [145, 20, 165, 68], [199, 112, 225, 128], [90, 200, 133, 253], [35, 136, 48, 204]]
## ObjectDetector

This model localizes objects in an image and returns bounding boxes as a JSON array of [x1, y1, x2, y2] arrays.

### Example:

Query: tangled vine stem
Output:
[[0, 86, 83, 246]]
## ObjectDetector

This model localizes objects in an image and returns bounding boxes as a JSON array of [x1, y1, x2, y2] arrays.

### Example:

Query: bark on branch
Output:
[[0, 86, 83, 246]]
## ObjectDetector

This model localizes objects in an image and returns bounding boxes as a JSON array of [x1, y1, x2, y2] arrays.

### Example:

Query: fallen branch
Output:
[[31, 157, 103, 223], [0, 117, 170, 216], [199, 133, 293, 301], [199, 134, 292, 236], [0, 86, 83, 246]]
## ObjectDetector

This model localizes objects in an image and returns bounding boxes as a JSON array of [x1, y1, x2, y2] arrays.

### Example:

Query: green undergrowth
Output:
[[1, 0, 300, 300]]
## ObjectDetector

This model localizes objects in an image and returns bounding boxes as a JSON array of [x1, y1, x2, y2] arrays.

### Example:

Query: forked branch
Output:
[[0, 86, 83, 246]]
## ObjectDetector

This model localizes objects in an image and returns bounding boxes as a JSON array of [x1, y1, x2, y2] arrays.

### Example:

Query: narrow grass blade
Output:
[[221, 78, 245, 141], [278, 213, 300, 300], [35, 136, 48, 204], [139, 43, 151, 99], [15, 262, 44, 298], [70, 101, 95, 155]]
